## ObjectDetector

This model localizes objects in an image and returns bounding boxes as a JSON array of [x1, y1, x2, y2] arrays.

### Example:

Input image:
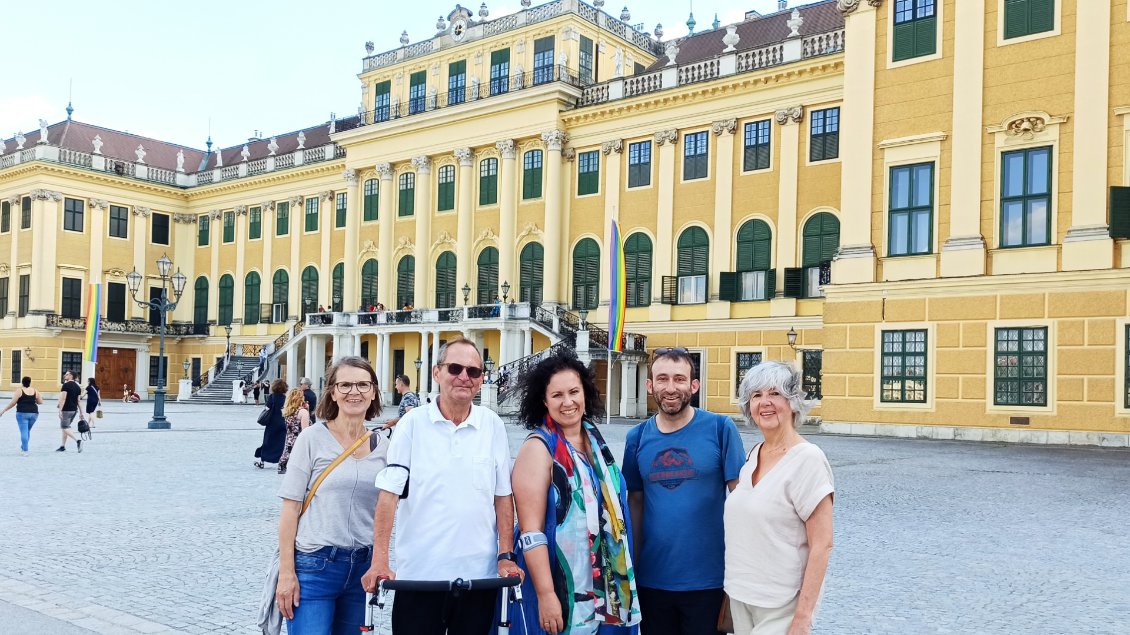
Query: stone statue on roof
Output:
[[0, 139, 5, 155], [268, 137, 279, 156], [296, 131, 306, 149], [241, 144, 250, 162], [176, 149, 185, 172], [92, 135, 103, 155], [614, 47, 623, 77], [215, 147, 223, 167], [15, 132, 26, 150], [135, 144, 146, 164], [38, 119, 49, 144]]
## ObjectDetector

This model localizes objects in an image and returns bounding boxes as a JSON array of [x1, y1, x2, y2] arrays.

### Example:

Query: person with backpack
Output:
[[84, 378, 102, 427], [1, 376, 45, 456], [57, 371, 85, 453]]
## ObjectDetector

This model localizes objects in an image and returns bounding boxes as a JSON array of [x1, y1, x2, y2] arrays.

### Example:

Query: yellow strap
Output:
[[300, 431, 372, 516]]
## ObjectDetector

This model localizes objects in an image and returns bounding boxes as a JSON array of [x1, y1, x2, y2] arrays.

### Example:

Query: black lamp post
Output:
[[333, 293, 342, 312], [579, 308, 589, 330], [414, 357, 423, 396], [787, 326, 798, 349], [182, 358, 190, 380], [126, 254, 186, 430], [224, 324, 233, 355], [484, 355, 495, 384], [500, 281, 511, 302], [462, 283, 471, 305]]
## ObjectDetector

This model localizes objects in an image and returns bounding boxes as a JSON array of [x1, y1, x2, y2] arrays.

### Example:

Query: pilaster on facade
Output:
[[376, 162, 395, 308], [29, 191, 62, 314], [774, 110, 803, 314], [541, 130, 567, 304], [649, 129, 678, 322], [600, 138, 624, 314], [342, 169, 362, 310], [710, 120, 736, 318], [497, 140, 518, 289], [413, 155, 433, 307], [454, 148, 475, 295]]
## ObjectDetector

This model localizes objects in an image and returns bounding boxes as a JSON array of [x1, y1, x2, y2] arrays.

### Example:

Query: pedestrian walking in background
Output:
[[725, 362, 834, 635], [84, 378, 102, 428], [300, 378, 318, 426], [233, 379, 247, 404], [273, 356, 388, 634], [385, 374, 419, 429], [621, 348, 745, 635], [277, 388, 312, 475], [255, 379, 288, 469], [1, 376, 44, 455], [57, 371, 84, 453], [510, 348, 641, 634], [253, 380, 263, 406]]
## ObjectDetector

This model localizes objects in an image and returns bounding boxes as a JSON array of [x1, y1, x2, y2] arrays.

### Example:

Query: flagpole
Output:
[[607, 351, 613, 426]]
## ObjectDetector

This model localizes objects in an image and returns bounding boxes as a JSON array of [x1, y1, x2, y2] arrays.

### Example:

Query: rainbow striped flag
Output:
[[84, 283, 102, 363], [608, 220, 627, 352]]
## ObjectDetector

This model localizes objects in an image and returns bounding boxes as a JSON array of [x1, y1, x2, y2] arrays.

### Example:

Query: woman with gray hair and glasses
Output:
[[723, 361, 834, 635]]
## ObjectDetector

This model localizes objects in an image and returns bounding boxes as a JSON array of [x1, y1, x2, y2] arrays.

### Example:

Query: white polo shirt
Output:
[[374, 398, 513, 580]]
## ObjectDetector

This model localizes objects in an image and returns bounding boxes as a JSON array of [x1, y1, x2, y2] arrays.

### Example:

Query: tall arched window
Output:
[[217, 274, 234, 326], [244, 272, 261, 325], [396, 256, 415, 308], [571, 238, 599, 310], [624, 233, 652, 308], [800, 213, 839, 298], [733, 219, 773, 301], [673, 227, 708, 304], [435, 251, 457, 308], [193, 276, 209, 325], [272, 269, 289, 323], [301, 266, 319, 318], [361, 259, 378, 308], [476, 247, 499, 305], [332, 263, 344, 311], [519, 243, 543, 305]]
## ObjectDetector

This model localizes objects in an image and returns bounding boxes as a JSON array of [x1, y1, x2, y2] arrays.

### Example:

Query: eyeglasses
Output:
[[653, 347, 689, 356], [334, 381, 374, 394], [439, 363, 484, 379]]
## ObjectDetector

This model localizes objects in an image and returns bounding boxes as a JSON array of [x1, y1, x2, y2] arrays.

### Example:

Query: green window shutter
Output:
[[892, 21, 916, 62], [520, 243, 544, 304], [1110, 187, 1130, 239], [915, 15, 937, 57], [660, 276, 678, 305], [718, 272, 739, 302], [276, 202, 289, 236], [1004, 0, 1030, 39], [783, 268, 804, 298], [449, 60, 465, 79], [397, 257, 415, 308], [1029, 0, 1054, 34], [766, 269, 777, 297], [524, 165, 542, 199]]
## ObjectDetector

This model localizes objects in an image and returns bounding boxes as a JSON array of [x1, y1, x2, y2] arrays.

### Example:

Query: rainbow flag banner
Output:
[[84, 283, 102, 363], [608, 220, 627, 352]]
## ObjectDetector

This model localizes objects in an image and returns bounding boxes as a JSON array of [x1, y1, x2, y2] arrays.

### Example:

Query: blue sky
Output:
[[2, 0, 790, 150]]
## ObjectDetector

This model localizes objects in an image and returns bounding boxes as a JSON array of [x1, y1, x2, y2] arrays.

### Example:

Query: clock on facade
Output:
[[451, 18, 467, 41]]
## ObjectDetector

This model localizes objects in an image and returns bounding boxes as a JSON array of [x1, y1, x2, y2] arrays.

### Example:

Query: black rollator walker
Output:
[[362, 576, 525, 634]]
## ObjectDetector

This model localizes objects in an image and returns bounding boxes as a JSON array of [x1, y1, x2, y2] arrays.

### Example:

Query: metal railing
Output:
[[496, 341, 571, 404], [45, 314, 209, 336]]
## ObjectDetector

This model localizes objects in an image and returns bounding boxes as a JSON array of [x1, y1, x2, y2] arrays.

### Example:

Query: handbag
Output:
[[257, 406, 271, 426], [95, 409, 104, 419], [717, 592, 734, 633], [257, 431, 373, 635]]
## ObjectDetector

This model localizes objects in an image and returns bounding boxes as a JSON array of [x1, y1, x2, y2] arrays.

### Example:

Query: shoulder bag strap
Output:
[[300, 431, 372, 516]]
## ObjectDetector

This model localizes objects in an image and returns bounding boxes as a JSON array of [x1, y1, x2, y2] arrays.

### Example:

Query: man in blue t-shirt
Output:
[[622, 348, 745, 635]]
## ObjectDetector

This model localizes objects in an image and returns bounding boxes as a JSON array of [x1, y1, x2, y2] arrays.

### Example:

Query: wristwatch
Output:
[[497, 551, 517, 563]]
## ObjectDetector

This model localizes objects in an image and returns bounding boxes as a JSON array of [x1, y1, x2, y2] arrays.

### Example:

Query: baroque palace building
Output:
[[1, 0, 1128, 444]]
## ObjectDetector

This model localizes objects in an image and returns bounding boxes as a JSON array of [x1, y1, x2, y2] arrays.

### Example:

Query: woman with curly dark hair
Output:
[[255, 379, 289, 469], [510, 348, 641, 635]]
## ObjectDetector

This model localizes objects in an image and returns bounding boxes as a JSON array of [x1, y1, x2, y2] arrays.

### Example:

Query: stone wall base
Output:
[[819, 421, 1130, 448]]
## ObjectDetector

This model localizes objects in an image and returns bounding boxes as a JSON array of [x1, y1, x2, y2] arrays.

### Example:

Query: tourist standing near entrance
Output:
[[301, 378, 318, 425], [621, 348, 744, 635], [277, 388, 312, 475], [1, 377, 44, 455], [363, 338, 522, 635], [725, 362, 833, 635], [57, 371, 84, 453], [385, 374, 419, 429]]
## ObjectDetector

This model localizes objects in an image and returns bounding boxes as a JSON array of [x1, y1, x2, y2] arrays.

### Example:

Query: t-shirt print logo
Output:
[[649, 447, 697, 490]]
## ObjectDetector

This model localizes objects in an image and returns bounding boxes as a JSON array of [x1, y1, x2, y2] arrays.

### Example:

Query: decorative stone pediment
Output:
[[104, 267, 127, 279], [432, 231, 457, 250], [986, 112, 1068, 143], [173, 213, 196, 224], [360, 240, 378, 255], [476, 227, 497, 245], [396, 236, 415, 250], [517, 222, 543, 241], [31, 189, 62, 201]]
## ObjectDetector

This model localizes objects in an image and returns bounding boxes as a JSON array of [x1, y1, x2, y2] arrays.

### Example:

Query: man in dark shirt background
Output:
[[299, 377, 317, 425], [57, 371, 83, 453]]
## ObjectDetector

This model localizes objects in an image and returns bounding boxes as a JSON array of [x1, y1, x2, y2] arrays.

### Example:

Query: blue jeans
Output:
[[15, 413, 38, 452], [286, 545, 371, 635]]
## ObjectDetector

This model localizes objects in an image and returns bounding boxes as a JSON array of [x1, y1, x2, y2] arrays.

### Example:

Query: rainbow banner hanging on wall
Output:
[[83, 283, 102, 363], [607, 220, 627, 353]]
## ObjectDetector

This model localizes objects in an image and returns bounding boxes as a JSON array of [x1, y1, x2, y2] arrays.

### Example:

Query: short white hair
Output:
[[737, 361, 812, 428]]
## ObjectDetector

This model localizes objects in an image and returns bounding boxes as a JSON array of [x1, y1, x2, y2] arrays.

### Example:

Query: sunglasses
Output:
[[439, 363, 484, 379], [653, 347, 690, 356]]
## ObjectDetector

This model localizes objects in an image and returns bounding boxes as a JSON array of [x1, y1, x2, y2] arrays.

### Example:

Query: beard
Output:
[[657, 390, 693, 416]]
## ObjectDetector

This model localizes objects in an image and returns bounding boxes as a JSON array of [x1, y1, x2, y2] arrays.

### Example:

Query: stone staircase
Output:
[[189, 356, 262, 403]]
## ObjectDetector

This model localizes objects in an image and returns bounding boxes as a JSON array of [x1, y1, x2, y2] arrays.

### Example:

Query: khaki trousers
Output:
[[729, 595, 798, 635]]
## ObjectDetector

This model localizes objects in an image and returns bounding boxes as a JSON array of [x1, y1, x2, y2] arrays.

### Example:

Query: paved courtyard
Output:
[[1, 402, 1128, 634]]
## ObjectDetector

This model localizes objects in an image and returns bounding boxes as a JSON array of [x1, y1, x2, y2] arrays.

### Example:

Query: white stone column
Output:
[[619, 360, 639, 418], [412, 157, 432, 307], [600, 138, 624, 319], [343, 170, 362, 307], [29, 190, 61, 313], [650, 130, 677, 321], [429, 330, 441, 399], [1062, 0, 1114, 270], [88, 200, 108, 286], [636, 363, 648, 417], [286, 346, 299, 387], [3, 197, 18, 320], [500, 328, 511, 365], [172, 213, 197, 324], [381, 333, 393, 402], [233, 205, 248, 326], [497, 140, 518, 289], [419, 332, 431, 399], [710, 120, 736, 318], [454, 148, 475, 297], [209, 210, 221, 323], [260, 201, 275, 322], [523, 327, 533, 357], [304, 336, 315, 381], [772, 110, 802, 317], [318, 191, 334, 307], [541, 130, 568, 304], [287, 197, 303, 320], [376, 163, 395, 307]]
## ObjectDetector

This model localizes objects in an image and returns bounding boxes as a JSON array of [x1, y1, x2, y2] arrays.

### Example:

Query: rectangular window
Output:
[[994, 327, 1048, 406], [64, 197, 85, 232], [577, 150, 600, 196], [523, 151, 543, 199], [249, 206, 262, 239], [889, 162, 934, 256], [802, 350, 823, 400], [735, 352, 763, 397], [18, 274, 29, 317], [61, 351, 83, 379], [479, 159, 499, 205], [223, 210, 235, 243], [363, 179, 379, 221], [109, 204, 129, 239], [743, 120, 771, 171], [409, 70, 427, 114], [437, 165, 456, 211], [490, 49, 510, 96], [0, 277, 7, 317], [151, 212, 169, 245], [197, 215, 210, 246], [740, 270, 769, 301], [21, 196, 31, 229], [61, 277, 82, 318], [677, 275, 707, 304], [881, 330, 928, 402], [533, 37, 555, 84], [1003, 0, 1055, 40], [374, 81, 391, 122], [683, 131, 709, 180], [335, 192, 347, 228], [1000, 146, 1051, 247], [304, 197, 319, 232], [0, 200, 8, 232], [448, 60, 466, 105], [579, 36, 594, 84], [106, 282, 126, 322], [276, 201, 289, 236], [810, 107, 841, 162], [628, 141, 651, 188], [399, 173, 415, 217], [11, 350, 21, 384], [893, 0, 937, 61]]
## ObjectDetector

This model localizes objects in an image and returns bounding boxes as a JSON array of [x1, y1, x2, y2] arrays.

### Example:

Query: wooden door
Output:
[[96, 347, 135, 399]]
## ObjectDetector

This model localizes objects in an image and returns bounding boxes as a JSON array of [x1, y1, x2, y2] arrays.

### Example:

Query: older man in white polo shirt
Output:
[[363, 337, 521, 635]]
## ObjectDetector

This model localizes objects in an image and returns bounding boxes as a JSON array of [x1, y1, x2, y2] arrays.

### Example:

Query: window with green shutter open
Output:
[[520, 243, 544, 304], [892, 0, 937, 62], [624, 233, 652, 307], [1003, 0, 1054, 40], [721, 219, 774, 302]]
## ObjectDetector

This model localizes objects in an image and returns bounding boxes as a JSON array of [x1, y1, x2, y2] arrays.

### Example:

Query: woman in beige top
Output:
[[724, 362, 834, 635]]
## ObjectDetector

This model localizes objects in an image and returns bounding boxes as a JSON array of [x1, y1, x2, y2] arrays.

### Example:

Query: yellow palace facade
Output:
[[1, 0, 1128, 444]]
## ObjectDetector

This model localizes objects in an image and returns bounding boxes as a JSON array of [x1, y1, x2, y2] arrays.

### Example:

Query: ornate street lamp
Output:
[[500, 281, 511, 302], [787, 326, 798, 349], [182, 358, 191, 380], [126, 254, 186, 429], [414, 357, 424, 396], [484, 355, 495, 384], [333, 292, 342, 312], [579, 308, 589, 330], [462, 283, 471, 305], [224, 324, 233, 357]]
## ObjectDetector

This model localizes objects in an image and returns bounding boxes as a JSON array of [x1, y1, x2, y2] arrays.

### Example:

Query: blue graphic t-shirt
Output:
[[622, 408, 745, 591]]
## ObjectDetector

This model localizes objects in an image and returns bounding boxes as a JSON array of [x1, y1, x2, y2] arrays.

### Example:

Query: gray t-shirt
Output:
[[278, 424, 389, 552]]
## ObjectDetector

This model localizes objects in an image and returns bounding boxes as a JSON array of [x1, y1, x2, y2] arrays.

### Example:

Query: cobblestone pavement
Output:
[[1, 402, 1128, 634]]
